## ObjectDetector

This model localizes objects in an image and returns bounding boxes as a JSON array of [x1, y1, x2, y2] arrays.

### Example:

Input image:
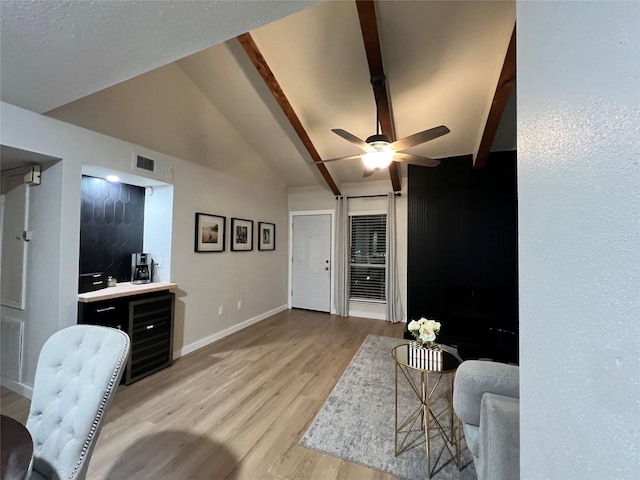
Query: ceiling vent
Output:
[[133, 154, 173, 180]]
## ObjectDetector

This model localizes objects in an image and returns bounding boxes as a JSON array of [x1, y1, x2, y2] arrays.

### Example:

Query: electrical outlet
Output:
[[155, 257, 163, 268], [218, 306, 224, 316], [237, 300, 243, 310]]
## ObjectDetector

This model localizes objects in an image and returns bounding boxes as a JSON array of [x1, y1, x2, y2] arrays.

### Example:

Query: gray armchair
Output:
[[26, 325, 130, 480], [453, 360, 519, 480]]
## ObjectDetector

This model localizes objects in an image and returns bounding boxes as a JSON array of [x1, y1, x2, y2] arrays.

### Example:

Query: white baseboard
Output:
[[1, 376, 33, 399], [175, 304, 288, 358]]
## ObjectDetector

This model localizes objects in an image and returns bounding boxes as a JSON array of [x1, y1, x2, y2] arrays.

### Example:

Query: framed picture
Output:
[[195, 213, 226, 252], [258, 222, 276, 251], [231, 218, 253, 251]]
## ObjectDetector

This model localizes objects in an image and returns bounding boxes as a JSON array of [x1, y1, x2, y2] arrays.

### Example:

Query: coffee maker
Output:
[[131, 253, 153, 284]]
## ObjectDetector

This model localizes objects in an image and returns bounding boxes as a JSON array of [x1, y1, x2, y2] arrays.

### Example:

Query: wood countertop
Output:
[[78, 282, 178, 303]]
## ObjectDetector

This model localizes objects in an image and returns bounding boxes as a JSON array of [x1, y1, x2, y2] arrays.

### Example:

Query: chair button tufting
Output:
[[58, 391, 62, 397]]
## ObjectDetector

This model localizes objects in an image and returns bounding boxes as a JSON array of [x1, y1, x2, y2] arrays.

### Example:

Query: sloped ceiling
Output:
[[0, 0, 317, 112], [1, 1, 516, 192]]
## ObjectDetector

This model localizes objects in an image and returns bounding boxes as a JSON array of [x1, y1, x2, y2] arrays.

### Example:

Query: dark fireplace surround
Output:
[[406, 152, 519, 363]]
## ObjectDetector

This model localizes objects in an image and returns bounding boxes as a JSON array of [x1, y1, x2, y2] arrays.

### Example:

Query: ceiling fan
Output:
[[316, 75, 450, 176]]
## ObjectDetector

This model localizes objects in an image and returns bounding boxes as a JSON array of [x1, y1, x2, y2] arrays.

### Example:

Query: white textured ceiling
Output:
[[1, 0, 515, 191], [0, 0, 317, 113]]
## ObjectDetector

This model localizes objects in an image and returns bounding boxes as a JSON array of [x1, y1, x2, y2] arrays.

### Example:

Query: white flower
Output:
[[407, 320, 421, 332], [409, 317, 441, 344], [418, 324, 436, 343]]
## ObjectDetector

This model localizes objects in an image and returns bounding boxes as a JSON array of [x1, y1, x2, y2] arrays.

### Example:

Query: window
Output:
[[350, 214, 386, 302]]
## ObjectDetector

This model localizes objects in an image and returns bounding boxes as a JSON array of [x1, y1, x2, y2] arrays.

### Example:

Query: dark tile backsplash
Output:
[[80, 175, 145, 283]]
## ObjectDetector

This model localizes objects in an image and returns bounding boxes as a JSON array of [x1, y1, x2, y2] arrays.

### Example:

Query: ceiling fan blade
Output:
[[393, 152, 441, 167], [313, 154, 363, 164], [390, 125, 450, 152], [363, 168, 376, 177], [332, 129, 371, 151]]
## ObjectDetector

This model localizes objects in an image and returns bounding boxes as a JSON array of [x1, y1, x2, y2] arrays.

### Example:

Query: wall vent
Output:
[[133, 154, 173, 180], [1, 316, 24, 382]]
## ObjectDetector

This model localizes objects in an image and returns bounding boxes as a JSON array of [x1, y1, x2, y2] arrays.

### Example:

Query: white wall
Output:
[[170, 161, 288, 353], [0, 101, 289, 393], [143, 184, 174, 284], [288, 179, 408, 321], [517, 2, 640, 478]]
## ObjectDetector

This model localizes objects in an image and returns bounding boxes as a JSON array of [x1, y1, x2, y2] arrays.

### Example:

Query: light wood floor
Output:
[[1, 309, 407, 479]]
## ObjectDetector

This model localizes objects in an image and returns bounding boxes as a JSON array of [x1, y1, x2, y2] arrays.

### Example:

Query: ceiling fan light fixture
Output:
[[329, 124, 449, 170], [362, 146, 394, 170]]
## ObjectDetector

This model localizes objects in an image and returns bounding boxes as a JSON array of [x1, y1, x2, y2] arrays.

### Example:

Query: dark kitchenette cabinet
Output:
[[78, 291, 175, 385]]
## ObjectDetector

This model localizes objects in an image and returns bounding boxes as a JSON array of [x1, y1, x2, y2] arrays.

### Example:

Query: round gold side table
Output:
[[391, 344, 461, 478]]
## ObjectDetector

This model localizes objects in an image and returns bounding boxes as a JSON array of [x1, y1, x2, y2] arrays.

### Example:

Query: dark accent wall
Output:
[[79, 175, 145, 282], [407, 151, 518, 344]]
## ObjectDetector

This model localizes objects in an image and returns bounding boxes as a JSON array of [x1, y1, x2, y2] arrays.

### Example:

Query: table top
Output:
[[392, 343, 461, 372], [1, 415, 33, 480]]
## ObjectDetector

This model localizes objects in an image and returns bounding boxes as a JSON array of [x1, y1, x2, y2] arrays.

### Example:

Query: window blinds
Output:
[[349, 214, 386, 302]]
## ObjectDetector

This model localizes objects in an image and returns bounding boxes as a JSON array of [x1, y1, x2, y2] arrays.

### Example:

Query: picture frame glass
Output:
[[259, 222, 276, 251], [195, 213, 226, 252], [231, 218, 254, 251]]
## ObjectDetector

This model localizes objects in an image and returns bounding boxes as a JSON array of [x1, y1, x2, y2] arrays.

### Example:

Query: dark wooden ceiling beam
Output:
[[237, 33, 341, 196], [474, 24, 516, 170], [356, 0, 402, 192]]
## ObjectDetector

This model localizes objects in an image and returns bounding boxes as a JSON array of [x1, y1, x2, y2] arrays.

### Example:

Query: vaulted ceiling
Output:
[[1, 1, 516, 194]]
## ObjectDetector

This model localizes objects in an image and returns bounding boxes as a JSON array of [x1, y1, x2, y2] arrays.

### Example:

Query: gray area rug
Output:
[[300, 335, 477, 479]]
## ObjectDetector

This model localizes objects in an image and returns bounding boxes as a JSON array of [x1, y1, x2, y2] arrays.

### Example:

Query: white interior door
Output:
[[1, 174, 29, 309], [291, 214, 331, 312]]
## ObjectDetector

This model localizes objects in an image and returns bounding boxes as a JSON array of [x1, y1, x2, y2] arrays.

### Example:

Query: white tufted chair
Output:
[[26, 325, 130, 480]]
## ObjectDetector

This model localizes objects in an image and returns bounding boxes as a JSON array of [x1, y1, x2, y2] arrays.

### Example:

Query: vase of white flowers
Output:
[[407, 317, 441, 348]]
